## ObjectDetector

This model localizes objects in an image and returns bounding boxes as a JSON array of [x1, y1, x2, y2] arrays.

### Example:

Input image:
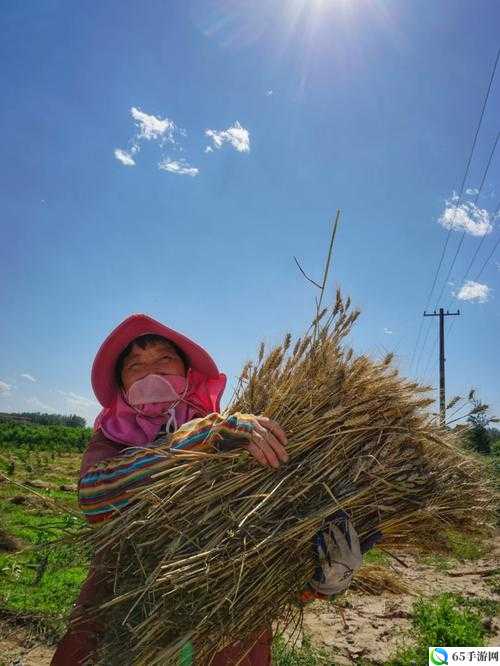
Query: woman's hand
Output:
[[244, 416, 288, 469]]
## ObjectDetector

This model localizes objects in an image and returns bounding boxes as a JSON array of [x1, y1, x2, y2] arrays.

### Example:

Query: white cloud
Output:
[[57, 391, 98, 422], [455, 280, 491, 303], [114, 148, 136, 166], [383, 328, 393, 335], [131, 107, 175, 142], [57, 390, 95, 404], [466, 187, 479, 196], [438, 200, 493, 237], [266, 90, 273, 96], [205, 121, 250, 153], [25, 396, 57, 412], [205, 146, 213, 153], [0, 380, 12, 396], [20, 373, 36, 382], [158, 158, 199, 177]]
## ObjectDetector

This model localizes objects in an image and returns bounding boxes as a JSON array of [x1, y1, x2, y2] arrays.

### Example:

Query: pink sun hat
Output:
[[91, 313, 223, 408]]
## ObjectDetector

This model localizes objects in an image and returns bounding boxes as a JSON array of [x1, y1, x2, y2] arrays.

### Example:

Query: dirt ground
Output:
[[303, 534, 500, 665], [1, 536, 498, 666]]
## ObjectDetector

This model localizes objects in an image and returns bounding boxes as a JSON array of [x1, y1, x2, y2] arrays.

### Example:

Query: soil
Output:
[[0, 536, 498, 666], [0, 622, 56, 666], [303, 541, 500, 664]]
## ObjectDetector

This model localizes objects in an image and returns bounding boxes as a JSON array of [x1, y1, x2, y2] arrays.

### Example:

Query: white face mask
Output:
[[125, 373, 187, 406]]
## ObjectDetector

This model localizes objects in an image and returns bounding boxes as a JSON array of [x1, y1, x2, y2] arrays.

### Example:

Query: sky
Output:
[[1, 0, 499, 427]]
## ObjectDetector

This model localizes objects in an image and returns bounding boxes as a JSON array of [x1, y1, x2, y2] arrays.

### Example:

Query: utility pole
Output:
[[423, 308, 460, 427]]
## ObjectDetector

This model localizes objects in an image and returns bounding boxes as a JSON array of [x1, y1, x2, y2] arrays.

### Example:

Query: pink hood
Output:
[[89, 313, 226, 446], [93, 368, 226, 446]]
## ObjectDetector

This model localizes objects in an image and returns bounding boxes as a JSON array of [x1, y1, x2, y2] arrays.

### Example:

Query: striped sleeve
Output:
[[78, 412, 255, 524], [169, 412, 255, 451]]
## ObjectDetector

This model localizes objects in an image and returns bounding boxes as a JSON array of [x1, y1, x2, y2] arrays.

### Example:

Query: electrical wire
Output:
[[411, 47, 500, 378], [425, 197, 500, 387], [432, 131, 499, 310]]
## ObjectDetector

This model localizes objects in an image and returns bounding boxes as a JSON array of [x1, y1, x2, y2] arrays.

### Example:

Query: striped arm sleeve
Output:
[[79, 412, 256, 524], [169, 412, 255, 452], [78, 444, 171, 524]]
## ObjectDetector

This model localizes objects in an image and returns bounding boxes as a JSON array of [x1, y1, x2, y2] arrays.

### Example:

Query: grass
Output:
[[385, 593, 495, 666], [273, 635, 333, 666], [362, 547, 390, 566], [487, 574, 500, 595], [420, 554, 453, 571], [419, 529, 488, 572], [446, 531, 487, 561], [0, 449, 89, 636]]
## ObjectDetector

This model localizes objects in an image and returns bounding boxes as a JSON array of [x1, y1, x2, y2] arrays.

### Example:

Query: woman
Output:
[[51, 313, 365, 665]]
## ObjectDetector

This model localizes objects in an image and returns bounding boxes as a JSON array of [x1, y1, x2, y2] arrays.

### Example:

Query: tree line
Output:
[[0, 422, 92, 452], [0, 412, 86, 428]]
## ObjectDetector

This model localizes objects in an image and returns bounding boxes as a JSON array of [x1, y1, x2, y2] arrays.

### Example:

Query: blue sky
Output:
[[1, 0, 499, 426]]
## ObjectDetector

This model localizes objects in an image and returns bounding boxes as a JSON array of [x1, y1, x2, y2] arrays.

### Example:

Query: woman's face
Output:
[[120, 340, 186, 393]]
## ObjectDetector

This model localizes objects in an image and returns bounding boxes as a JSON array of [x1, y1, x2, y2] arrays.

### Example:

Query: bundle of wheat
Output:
[[86, 292, 495, 665]]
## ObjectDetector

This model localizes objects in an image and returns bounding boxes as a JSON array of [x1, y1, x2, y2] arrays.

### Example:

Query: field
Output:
[[0, 429, 498, 665]]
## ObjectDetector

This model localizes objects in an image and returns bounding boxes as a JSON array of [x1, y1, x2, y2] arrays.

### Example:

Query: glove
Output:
[[309, 511, 362, 596]]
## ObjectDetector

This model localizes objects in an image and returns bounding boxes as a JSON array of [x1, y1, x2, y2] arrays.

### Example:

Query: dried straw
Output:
[[86, 292, 495, 665]]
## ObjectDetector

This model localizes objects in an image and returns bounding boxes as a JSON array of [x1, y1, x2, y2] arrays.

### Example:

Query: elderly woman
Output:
[[51, 314, 366, 665]]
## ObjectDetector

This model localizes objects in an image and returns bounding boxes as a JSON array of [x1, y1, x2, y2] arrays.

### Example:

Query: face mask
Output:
[[126, 373, 187, 406], [124, 373, 191, 431]]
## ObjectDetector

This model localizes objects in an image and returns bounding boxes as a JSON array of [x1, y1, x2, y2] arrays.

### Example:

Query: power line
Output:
[[422, 329, 438, 385], [474, 215, 500, 280], [411, 46, 500, 377], [432, 131, 499, 309], [414, 317, 433, 379], [443, 200, 499, 333], [427, 197, 500, 380], [458, 172, 500, 288], [426, 47, 499, 309]]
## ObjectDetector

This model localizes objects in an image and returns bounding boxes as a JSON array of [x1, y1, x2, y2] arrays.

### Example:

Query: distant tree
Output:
[[15, 412, 86, 428], [0, 421, 92, 451], [486, 427, 500, 442], [466, 391, 496, 455], [491, 439, 500, 457]]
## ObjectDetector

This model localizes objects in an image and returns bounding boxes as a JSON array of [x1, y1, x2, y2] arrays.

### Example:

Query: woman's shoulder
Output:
[[79, 429, 125, 477]]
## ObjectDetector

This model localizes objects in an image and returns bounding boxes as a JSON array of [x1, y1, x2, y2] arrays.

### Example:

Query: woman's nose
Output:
[[148, 361, 167, 373]]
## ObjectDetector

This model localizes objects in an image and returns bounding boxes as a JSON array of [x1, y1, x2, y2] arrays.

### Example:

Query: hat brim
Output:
[[92, 314, 221, 407]]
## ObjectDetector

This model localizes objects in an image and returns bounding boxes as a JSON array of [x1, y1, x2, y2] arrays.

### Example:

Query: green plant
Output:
[[386, 593, 490, 665], [487, 575, 500, 595], [420, 554, 453, 571], [452, 594, 499, 617], [446, 530, 486, 561], [362, 547, 389, 566], [272, 635, 333, 666]]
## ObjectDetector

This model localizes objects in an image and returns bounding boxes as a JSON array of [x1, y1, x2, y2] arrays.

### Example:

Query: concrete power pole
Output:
[[423, 308, 460, 426]]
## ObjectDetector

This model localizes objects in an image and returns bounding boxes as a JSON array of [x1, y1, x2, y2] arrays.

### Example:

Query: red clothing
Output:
[[51, 429, 275, 665]]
